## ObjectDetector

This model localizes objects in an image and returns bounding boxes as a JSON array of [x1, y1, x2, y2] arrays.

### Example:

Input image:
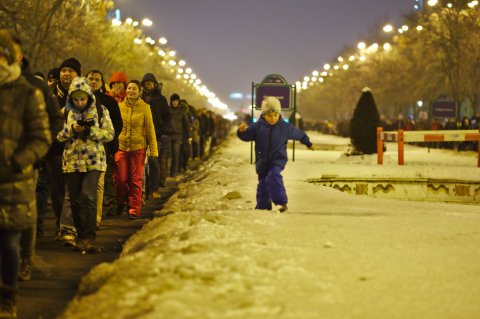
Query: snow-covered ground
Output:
[[61, 131, 480, 319]]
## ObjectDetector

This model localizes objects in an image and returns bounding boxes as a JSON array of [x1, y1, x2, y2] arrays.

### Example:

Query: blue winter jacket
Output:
[[237, 116, 312, 176]]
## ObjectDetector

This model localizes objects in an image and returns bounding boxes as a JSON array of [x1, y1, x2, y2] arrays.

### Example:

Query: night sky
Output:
[[113, 0, 414, 110]]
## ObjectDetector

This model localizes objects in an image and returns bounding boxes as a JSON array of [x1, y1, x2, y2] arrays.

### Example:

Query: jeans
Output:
[[256, 165, 288, 210], [65, 171, 101, 241]]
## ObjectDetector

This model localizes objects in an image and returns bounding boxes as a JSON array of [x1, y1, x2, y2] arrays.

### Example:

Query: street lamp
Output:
[[142, 18, 153, 26], [383, 24, 394, 33]]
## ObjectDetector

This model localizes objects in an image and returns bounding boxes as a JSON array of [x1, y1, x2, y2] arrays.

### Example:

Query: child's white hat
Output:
[[261, 96, 281, 114]]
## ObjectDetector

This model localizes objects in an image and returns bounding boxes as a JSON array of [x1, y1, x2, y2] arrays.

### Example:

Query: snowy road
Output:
[[61, 132, 480, 319]]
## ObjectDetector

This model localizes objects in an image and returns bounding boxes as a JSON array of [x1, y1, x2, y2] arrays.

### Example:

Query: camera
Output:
[[76, 119, 95, 127]]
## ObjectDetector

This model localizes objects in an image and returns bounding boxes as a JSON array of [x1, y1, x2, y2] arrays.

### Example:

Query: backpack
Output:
[[51, 104, 104, 156]]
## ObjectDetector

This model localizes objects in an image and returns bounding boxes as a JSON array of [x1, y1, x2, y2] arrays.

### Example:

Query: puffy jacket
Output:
[[118, 98, 158, 156], [0, 75, 51, 230], [56, 77, 114, 173], [237, 116, 312, 176]]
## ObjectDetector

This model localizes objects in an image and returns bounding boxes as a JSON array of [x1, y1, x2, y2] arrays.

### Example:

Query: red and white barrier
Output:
[[376, 127, 480, 167]]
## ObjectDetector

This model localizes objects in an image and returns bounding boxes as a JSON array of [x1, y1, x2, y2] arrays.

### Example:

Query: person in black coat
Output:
[[86, 70, 123, 220], [141, 73, 172, 195]]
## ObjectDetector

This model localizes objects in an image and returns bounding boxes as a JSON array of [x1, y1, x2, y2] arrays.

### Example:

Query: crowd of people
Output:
[[305, 113, 480, 151], [0, 29, 230, 318]]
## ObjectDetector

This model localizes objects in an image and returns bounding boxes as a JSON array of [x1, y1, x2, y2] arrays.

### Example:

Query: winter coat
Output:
[[237, 116, 312, 176], [0, 75, 51, 230], [170, 105, 191, 139], [56, 77, 114, 173], [118, 98, 158, 156], [94, 91, 123, 156]]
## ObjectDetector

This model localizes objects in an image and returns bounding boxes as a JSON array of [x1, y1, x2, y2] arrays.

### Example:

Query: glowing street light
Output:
[[427, 0, 438, 6], [125, 18, 133, 24], [357, 42, 367, 50], [159, 37, 168, 45], [323, 63, 331, 70], [383, 24, 394, 33], [142, 18, 153, 27]]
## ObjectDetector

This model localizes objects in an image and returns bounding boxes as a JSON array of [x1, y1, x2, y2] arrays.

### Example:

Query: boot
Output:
[[18, 258, 32, 281], [0, 285, 17, 318]]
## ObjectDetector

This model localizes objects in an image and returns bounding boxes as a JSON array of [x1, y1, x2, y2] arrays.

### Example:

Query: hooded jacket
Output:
[[237, 116, 312, 176], [0, 64, 51, 230], [56, 77, 114, 173]]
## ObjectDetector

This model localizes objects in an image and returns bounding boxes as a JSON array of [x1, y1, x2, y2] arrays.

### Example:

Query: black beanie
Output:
[[59, 57, 81, 75], [170, 93, 180, 103]]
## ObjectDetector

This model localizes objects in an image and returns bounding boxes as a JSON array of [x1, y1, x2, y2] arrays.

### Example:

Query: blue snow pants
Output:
[[255, 165, 288, 210]]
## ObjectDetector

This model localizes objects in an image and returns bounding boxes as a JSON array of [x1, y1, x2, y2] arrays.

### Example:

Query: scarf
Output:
[[0, 63, 21, 85], [125, 97, 139, 108]]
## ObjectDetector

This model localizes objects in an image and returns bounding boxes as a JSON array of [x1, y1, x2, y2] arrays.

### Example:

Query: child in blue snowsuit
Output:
[[237, 97, 314, 212]]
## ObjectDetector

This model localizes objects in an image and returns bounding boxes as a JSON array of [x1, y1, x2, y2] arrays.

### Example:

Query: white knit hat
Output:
[[261, 96, 281, 114]]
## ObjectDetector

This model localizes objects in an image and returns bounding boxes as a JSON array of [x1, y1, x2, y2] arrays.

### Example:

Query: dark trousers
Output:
[[148, 143, 161, 193], [180, 140, 190, 171], [0, 231, 21, 287], [170, 136, 182, 177], [65, 171, 101, 241], [159, 135, 171, 186], [256, 166, 288, 210], [36, 155, 64, 234]]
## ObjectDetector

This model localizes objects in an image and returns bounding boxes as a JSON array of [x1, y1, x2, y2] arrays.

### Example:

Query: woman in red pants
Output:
[[114, 80, 157, 219]]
